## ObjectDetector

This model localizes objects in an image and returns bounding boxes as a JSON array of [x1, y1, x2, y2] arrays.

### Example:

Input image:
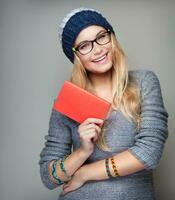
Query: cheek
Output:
[[107, 45, 113, 62], [106, 43, 112, 54], [108, 50, 113, 62], [78, 54, 91, 68]]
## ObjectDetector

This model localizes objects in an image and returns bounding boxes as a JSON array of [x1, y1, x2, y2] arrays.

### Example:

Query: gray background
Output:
[[0, 0, 174, 200]]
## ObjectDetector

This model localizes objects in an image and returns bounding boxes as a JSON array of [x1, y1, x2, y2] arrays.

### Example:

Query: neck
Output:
[[88, 70, 112, 97], [90, 69, 111, 85]]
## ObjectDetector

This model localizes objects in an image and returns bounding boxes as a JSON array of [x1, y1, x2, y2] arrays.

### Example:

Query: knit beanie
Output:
[[59, 8, 115, 63]]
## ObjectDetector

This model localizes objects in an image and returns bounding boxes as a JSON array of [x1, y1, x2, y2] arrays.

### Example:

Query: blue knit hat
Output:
[[59, 8, 115, 63]]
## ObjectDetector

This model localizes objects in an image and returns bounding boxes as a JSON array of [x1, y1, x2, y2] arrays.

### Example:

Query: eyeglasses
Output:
[[72, 29, 111, 55]]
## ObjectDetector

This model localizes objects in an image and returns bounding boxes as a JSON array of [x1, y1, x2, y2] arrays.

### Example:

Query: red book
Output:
[[52, 81, 111, 124]]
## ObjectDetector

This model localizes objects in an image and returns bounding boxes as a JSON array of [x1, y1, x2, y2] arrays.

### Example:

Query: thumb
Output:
[[63, 181, 71, 190]]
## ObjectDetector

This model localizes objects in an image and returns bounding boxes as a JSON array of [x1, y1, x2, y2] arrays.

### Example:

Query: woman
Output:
[[39, 8, 168, 200]]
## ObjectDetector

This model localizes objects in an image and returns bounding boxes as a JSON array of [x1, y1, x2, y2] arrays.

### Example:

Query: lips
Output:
[[92, 53, 107, 63]]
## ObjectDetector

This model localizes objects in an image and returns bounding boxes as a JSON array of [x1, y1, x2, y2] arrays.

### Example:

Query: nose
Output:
[[92, 41, 103, 55]]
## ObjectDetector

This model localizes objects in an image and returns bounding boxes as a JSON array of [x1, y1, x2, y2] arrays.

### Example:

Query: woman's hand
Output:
[[78, 118, 104, 154], [60, 167, 86, 196]]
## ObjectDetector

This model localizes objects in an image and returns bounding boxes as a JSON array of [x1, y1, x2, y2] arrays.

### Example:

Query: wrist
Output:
[[78, 165, 89, 182], [78, 147, 93, 158]]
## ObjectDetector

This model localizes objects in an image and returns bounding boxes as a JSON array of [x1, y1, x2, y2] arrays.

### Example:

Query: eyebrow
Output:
[[75, 29, 106, 47]]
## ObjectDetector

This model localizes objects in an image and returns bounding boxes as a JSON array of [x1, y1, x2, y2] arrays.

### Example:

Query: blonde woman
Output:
[[39, 8, 168, 200]]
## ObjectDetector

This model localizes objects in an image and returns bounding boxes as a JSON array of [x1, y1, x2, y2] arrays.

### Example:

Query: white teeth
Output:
[[93, 55, 106, 62]]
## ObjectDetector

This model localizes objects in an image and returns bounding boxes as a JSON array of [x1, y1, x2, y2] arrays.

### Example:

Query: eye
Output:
[[97, 32, 107, 41], [78, 42, 91, 51]]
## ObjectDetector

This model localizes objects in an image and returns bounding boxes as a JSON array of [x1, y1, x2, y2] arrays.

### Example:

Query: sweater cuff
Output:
[[40, 161, 58, 190]]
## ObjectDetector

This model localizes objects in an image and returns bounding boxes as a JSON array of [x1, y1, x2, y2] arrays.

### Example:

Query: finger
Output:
[[80, 124, 101, 135], [82, 118, 104, 126], [78, 123, 93, 133], [92, 124, 102, 133], [92, 133, 98, 142], [84, 131, 98, 142], [81, 123, 98, 132], [63, 182, 71, 190], [95, 125, 101, 134], [78, 123, 95, 133], [61, 183, 72, 196], [81, 129, 97, 137], [62, 183, 74, 195], [78, 120, 103, 134], [86, 125, 101, 136]]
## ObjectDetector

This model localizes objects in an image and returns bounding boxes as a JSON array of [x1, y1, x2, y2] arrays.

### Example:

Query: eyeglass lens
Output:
[[76, 31, 111, 55]]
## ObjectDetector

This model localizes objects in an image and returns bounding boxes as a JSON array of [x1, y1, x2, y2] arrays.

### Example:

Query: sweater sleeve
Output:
[[39, 109, 72, 189], [128, 70, 168, 169]]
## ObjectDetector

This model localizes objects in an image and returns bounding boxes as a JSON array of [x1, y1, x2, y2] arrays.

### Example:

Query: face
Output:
[[74, 25, 113, 75]]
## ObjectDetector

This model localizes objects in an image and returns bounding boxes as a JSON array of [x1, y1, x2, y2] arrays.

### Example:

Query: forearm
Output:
[[49, 147, 92, 182], [81, 150, 145, 182]]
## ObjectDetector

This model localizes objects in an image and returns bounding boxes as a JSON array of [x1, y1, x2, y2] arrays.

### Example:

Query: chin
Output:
[[90, 63, 113, 74]]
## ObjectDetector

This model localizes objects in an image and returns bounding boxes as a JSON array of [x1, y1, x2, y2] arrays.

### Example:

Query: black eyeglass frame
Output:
[[72, 29, 111, 55]]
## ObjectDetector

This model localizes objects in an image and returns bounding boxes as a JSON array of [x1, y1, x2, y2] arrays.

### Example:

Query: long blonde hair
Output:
[[69, 33, 141, 151]]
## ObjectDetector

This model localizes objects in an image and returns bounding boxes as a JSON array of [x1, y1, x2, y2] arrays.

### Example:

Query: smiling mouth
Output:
[[92, 53, 107, 63]]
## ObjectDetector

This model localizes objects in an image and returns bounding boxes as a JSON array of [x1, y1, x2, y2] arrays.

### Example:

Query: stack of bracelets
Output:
[[51, 155, 71, 185], [105, 157, 120, 178], [51, 155, 119, 184]]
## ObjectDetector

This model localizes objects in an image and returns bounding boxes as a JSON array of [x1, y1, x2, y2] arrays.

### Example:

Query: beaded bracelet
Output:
[[51, 160, 64, 185], [105, 158, 113, 178], [110, 157, 120, 177], [59, 156, 71, 180]]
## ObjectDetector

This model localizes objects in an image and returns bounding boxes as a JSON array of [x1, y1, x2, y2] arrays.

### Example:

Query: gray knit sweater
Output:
[[39, 70, 168, 200]]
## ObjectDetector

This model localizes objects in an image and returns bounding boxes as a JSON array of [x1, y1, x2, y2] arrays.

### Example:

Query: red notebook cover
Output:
[[52, 81, 111, 124]]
